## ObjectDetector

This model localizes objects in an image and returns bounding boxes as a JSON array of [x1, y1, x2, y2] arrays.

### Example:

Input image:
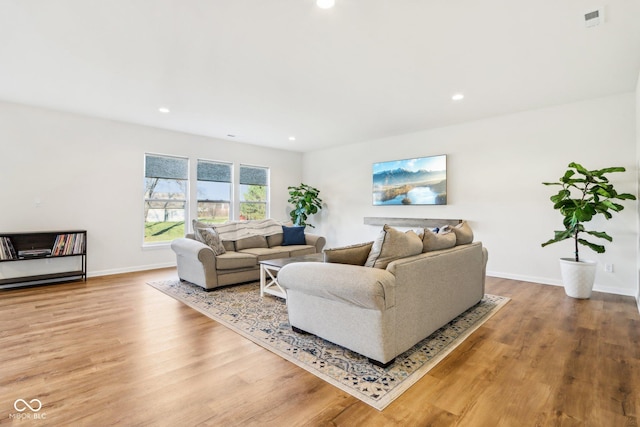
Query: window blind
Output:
[[145, 155, 188, 179], [239, 165, 268, 185], [197, 160, 232, 182]]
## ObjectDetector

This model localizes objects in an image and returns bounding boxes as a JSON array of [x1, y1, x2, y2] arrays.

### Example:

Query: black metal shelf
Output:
[[0, 271, 85, 287], [0, 230, 87, 289], [0, 253, 86, 263]]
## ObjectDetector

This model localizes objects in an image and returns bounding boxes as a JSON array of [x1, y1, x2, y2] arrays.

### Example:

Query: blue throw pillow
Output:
[[282, 226, 306, 246]]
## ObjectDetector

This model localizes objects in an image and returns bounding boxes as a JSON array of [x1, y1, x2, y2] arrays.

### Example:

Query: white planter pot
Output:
[[559, 258, 597, 299]]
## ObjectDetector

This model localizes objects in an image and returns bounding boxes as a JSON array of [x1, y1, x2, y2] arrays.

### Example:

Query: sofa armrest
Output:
[[171, 238, 217, 268], [304, 233, 326, 253], [171, 237, 221, 289], [278, 262, 395, 310]]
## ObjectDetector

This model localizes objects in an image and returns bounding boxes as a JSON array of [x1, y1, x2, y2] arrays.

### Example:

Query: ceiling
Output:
[[1, 1, 639, 153]]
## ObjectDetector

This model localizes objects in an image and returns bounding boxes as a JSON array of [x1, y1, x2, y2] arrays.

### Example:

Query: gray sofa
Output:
[[277, 223, 487, 367], [171, 219, 326, 290]]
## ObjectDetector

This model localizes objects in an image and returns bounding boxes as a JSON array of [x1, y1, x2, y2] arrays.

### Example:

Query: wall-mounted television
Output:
[[372, 154, 447, 205]]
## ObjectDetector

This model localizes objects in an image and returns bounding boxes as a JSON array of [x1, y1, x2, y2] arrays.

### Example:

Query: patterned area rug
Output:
[[147, 280, 509, 410]]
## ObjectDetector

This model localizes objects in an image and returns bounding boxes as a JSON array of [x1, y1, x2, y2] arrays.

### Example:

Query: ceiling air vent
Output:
[[584, 8, 604, 27]]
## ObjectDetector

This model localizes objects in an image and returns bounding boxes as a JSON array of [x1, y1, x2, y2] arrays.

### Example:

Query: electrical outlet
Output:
[[604, 263, 614, 273]]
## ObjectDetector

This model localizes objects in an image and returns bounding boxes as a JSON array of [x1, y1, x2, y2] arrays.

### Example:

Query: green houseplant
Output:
[[541, 162, 635, 298], [287, 183, 323, 228]]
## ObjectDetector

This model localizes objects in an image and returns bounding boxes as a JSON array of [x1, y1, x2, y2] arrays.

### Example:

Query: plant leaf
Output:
[[595, 166, 626, 175], [617, 193, 637, 200], [585, 230, 612, 242], [568, 162, 589, 175], [577, 238, 606, 253]]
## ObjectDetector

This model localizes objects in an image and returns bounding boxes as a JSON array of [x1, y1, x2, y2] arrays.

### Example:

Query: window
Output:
[[239, 165, 269, 220], [144, 154, 188, 244], [197, 160, 232, 224]]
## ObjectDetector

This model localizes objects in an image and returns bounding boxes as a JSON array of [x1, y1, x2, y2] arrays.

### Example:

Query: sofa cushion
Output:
[[235, 234, 268, 251], [324, 241, 374, 266], [270, 245, 316, 257], [282, 226, 306, 246], [422, 228, 456, 252], [267, 233, 283, 247], [192, 220, 226, 255], [238, 247, 290, 261], [365, 225, 423, 269], [215, 251, 257, 270], [451, 221, 474, 245], [287, 245, 316, 257], [222, 240, 236, 252]]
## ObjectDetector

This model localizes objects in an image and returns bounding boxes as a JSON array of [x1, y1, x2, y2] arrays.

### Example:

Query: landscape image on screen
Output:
[[372, 155, 447, 205]]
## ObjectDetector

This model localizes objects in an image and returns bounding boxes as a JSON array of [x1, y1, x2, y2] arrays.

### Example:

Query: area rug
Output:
[[147, 279, 509, 410]]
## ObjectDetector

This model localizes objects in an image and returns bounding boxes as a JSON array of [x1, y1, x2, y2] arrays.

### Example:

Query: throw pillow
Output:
[[323, 241, 374, 266], [422, 227, 456, 252], [193, 226, 226, 255], [282, 226, 306, 246], [364, 225, 423, 269], [452, 221, 474, 245], [192, 219, 213, 231]]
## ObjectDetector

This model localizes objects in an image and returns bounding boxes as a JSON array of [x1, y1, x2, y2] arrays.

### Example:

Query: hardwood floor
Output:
[[1, 270, 638, 426]]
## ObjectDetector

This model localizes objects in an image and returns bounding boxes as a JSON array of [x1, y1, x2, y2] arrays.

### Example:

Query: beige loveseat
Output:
[[277, 222, 487, 367], [171, 219, 326, 290]]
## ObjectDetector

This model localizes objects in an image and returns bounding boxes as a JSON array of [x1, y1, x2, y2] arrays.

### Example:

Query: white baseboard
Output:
[[87, 262, 176, 278], [487, 270, 637, 297]]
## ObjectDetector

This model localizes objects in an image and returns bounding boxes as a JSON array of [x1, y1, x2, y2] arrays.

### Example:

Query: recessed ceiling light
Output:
[[317, 0, 335, 9], [451, 93, 464, 101], [158, 107, 170, 113], [289, 136, 296, 141]]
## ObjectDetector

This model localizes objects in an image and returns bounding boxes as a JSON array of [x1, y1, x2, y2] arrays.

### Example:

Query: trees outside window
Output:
[[239, 165, 269, 220], [144, 154, 188, 243]]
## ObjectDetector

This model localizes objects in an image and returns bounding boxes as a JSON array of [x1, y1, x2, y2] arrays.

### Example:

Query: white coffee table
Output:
[[259, 253, 323, 299]]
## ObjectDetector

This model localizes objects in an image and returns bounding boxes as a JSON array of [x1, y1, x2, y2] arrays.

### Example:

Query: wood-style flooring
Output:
[[0, 269, 638, 426]]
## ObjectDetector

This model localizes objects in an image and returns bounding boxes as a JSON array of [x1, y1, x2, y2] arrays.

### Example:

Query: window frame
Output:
[[196, 159, 234, 225], [238, 164, 270, 221], [142, 157, 273, 245], [143, 153, 189, 246]]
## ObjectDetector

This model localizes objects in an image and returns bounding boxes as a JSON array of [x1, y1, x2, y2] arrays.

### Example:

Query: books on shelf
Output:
[[51, 233, 85, 256], [0, 232, 86, 261], [0, 236, 17, 260]]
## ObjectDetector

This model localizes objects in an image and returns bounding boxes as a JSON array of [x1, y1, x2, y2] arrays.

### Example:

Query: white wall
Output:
[[2, 93, 637, 296], [0, 101, 303, 277], [303, 92, 638, 296], [636, 72, 640, 307]]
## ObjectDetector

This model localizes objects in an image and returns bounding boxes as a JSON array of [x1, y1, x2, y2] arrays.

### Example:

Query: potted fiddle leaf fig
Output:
[[287, 183, 323, 228], [541, 162, 636, 298]]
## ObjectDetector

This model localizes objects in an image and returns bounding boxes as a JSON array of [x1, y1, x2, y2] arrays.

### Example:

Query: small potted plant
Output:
[[541, 162, 635, 298], [287, 183, 323, 228]]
